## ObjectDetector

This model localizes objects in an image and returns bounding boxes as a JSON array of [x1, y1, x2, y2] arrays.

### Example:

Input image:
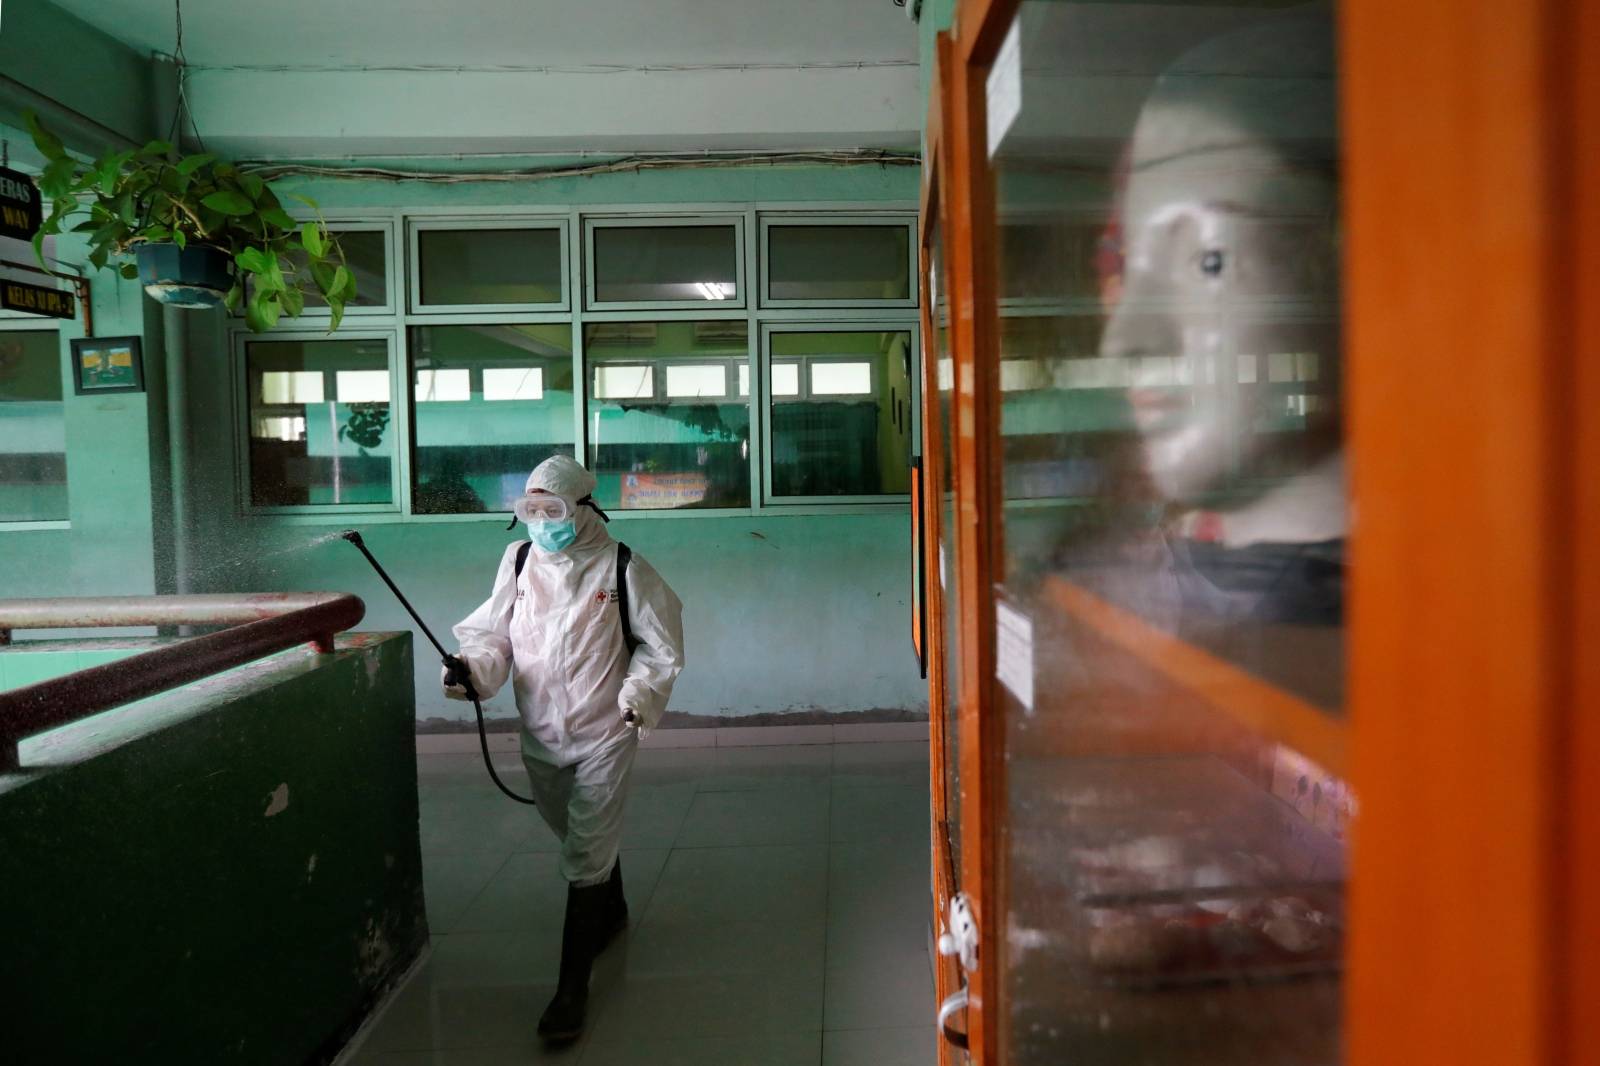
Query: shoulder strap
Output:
[[514, 540, 533, 578], [616, 542, 640, 656]]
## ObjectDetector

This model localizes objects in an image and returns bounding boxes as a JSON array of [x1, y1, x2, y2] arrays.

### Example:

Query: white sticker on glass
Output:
[[995, 599, 1035, 712], [987, 16, 1023, 160]]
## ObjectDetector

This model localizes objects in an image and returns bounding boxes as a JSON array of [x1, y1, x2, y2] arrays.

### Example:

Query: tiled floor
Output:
[[341, 742, 936, 1066]]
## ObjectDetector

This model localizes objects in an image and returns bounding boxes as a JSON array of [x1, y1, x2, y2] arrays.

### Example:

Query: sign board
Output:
[[1, 278, 75, 319], [619, 472, 709, 509], [0, 167, 43, 242]]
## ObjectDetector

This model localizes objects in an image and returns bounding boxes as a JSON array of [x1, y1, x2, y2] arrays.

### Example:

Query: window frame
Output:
[[759, 213, 918, 311], [0, 319, 70, 531], [229, 203, 921, 525], [408, 217, 571, 315], [584, 214, 748, 312], [234, 327, 405, 516], [759, 320, 920, 507]]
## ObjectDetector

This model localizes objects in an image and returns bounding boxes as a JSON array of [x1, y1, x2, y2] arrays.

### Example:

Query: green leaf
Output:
[[239, 172, 265, 202], [235, 246, 273, 275], [300, 222, 328, 258], [140, 139, 175, 158], [279, 285, 305, 318], [38, 158, 77, 200], [89, 246, 109, 271], [223, 282, 243, 313], [144, 226, 172, 243], [172, 228, 188, 250], [70, 218, 101, 233], [116, 192, 137, 224], [175, 153, 215, 176], [328, 297, 346, 334], [246, 289, 282, 333], [309, 261, 337, 294], [120, 262, 140, 280], [26, 112, 66, 160], [285, 193, 319, 209], [31, 231, 48, 270], [202, 189, 254, 216], [260, 206, 297, 230], [331, 265, 351, 302]]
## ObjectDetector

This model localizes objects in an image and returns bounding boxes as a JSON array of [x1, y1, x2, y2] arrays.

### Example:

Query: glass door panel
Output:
[[986, 2, 1348, 1062], [930, 218, 963, 885]]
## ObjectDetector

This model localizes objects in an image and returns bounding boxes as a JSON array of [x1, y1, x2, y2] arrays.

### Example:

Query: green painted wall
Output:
[[0, 80, 928, 726], [0, 126, 172, 601], [168, 164, 928, 726], [0, 0, 155, 149], [1, 632, 424, 1065]]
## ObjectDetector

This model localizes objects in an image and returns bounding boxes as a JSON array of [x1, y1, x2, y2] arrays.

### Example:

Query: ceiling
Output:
[[51, 0, 918, 70]]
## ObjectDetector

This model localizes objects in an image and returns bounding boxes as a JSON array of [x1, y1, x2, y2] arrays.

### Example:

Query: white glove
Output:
[[441, 653, 474, 701], [620, 700, 639, 727], [441, 665, 470, 700]]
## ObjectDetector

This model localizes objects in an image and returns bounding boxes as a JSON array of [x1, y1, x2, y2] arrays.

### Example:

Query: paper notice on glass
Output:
[[986, 16, 1022, 160], [995, 599, 1035, 712]]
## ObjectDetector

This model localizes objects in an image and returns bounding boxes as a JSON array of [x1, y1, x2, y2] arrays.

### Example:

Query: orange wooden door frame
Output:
[[1343, 0, 1600, 1064], [918, 29, 967, 1065], [944, 2, 1018, 1062]]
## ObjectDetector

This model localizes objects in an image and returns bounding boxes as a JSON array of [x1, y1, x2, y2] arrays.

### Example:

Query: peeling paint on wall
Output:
[[356, 916, 394, 981], [264, 782, 290, 817]]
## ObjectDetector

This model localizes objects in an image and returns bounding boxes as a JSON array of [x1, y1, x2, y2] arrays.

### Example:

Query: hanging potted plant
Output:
[[25, 113, 355, 332]]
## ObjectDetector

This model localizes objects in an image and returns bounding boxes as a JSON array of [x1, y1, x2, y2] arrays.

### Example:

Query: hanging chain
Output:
[[167, 0, 207, 150]]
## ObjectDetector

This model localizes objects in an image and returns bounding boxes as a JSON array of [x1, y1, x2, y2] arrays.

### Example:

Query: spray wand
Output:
[[339, 530, 537, 806]]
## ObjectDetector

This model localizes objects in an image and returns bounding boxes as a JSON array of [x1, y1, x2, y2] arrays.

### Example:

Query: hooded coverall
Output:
[[445, 455, 686, 886]]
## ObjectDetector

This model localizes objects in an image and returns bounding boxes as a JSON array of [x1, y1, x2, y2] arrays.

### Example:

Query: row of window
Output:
[[242, 323, 918, 514], [285, 215, 916, 318]]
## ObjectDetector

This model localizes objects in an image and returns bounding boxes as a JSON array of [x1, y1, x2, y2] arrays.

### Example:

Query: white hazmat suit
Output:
[[446, 455, 685, 886]]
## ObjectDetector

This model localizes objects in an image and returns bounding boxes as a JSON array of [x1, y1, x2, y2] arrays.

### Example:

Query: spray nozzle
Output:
[[339, 529, 365, 547]]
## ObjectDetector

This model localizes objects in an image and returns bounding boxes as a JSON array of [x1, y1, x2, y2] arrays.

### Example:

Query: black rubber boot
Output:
[[597, 858, 628, 951], [538, 881, 607, 1043]]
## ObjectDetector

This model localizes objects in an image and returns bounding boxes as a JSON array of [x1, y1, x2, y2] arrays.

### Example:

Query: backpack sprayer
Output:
[[339, 529, 537, 806]]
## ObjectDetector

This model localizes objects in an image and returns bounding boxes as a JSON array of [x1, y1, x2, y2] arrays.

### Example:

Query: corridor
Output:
[[341, 741, 935, 1065]]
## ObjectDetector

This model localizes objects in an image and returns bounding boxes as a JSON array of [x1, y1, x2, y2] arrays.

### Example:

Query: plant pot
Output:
[[134, 243, 234, 309]]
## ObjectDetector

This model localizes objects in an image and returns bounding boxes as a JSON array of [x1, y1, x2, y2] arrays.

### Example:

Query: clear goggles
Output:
[[513, 493, 570, 524]]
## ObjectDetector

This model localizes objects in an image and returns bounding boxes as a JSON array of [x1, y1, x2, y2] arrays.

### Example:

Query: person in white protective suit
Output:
[[442, 454, 685, 1041]]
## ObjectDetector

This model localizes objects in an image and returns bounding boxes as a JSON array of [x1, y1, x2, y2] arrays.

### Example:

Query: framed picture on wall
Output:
[[70, 336, 144, 394]]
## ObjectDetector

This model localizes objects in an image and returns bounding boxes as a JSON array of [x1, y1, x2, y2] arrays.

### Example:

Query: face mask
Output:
[[527, 518, 577, 553]]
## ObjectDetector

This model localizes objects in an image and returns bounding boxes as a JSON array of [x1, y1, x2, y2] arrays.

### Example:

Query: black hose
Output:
[[340, 530, 537, 806]]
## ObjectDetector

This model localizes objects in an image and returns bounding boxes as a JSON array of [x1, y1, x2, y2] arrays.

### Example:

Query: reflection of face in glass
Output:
[[1101, 15, 1341, 542]]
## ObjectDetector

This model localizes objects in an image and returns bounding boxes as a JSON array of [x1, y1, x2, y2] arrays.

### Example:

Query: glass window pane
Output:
[[0, 330, 67, 522], [415, 369, 471, 402], [261, 370, 324, 404], [768, 224, 910, 301], [594, 365, 654, 400], [274, 229, 390, 311], [773, 361, 801, 397], [417, 228, 563, 306], [409, 324, 575, 515], [336, 370, 389, 403], [592, 225, 738, 304], [738, 362, 749, 397], [990, 5, 1346, 1064], [585, 320, 749, 509], [769, 331, 911, 497], [810, 361, 873, 396], [246, 339, 394, 506], [483, 367, 544, 401], [665, 364, 728, 398]]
